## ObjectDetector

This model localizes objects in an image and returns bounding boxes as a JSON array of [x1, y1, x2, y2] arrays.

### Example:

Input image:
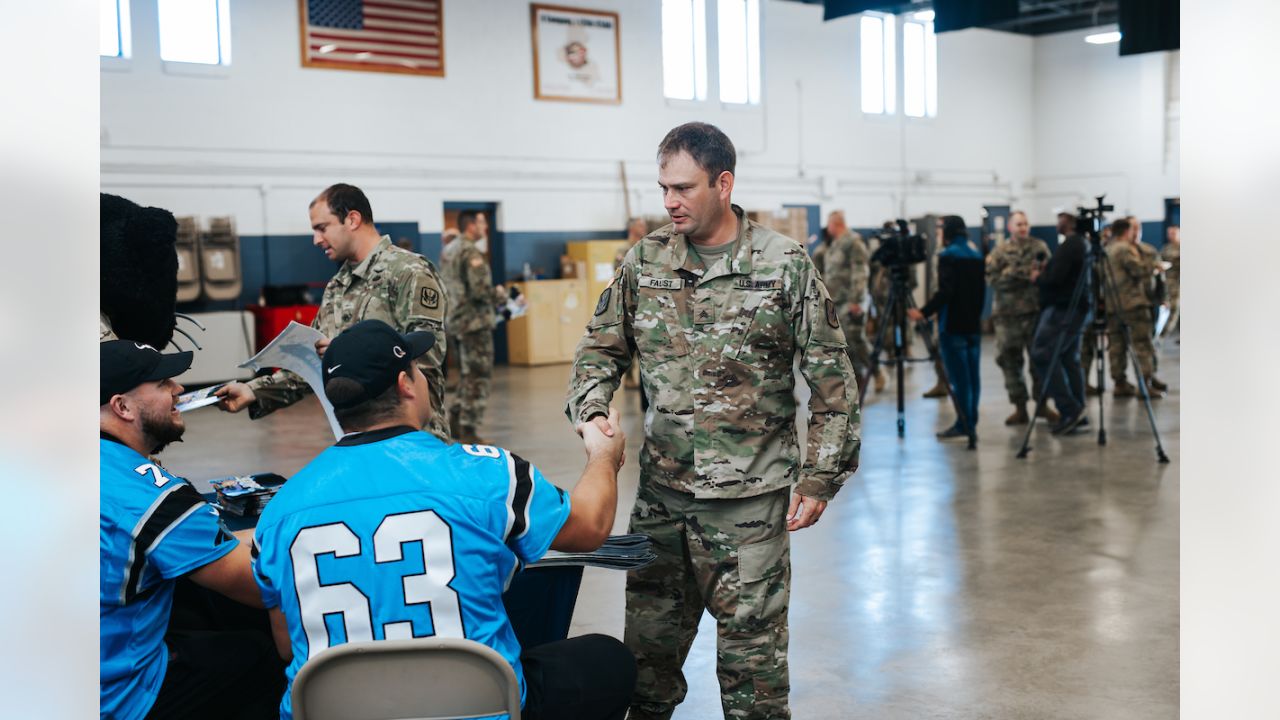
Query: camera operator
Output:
[[907, 216, 985, 439], [1029, 216, 1092, 434]]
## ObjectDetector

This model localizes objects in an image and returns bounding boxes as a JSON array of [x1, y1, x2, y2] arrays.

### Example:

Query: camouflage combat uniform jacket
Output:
[[1106, 240, 1161, 313], [986, 237, 1051, 318], [821, 231, 871, 313], [442, 237, 498, 336], [566, 205, 861, 502], [1161, 241, 1179, 305], [246, 236, 451, 441]]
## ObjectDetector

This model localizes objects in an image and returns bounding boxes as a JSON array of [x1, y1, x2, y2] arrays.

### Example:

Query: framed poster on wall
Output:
[[530, 4, 621, 104]]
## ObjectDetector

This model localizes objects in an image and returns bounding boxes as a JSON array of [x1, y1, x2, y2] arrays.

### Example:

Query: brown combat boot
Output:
[[923, 381, 948, 399], [1147, 376, 1169, 392], [874, 368, 886, 392], [1085, 383, 1101, 397], [1113, 381, 1137, 398], [1036, 404, 1061, 424], [1004, 403, 1029, 426]]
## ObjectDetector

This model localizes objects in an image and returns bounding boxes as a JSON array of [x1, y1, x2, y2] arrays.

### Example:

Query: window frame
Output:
[[662, 0, 710, 102], [662, 0, 765, 109], [902, 15, 938, 119], [157, 0, 233, 69], [859, 12, 896, 116], [716, 0, 761, 106], [100, 0, 132, 71]]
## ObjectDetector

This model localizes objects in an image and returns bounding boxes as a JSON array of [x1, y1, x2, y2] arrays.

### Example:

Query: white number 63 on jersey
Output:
[[290, 510, 465, 659]]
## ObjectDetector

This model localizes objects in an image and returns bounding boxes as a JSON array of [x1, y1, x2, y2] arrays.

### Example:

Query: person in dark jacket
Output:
[[1030, 226, 1093, 434], [908, 216, 986, 439]]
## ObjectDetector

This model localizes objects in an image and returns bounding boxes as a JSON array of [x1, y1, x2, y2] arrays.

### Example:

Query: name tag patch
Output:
[[638, 276, 684, 290], [735, 278, 780, 291]]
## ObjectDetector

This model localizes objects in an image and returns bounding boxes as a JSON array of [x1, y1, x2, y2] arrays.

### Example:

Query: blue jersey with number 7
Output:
[[252, 426, 571, 720]]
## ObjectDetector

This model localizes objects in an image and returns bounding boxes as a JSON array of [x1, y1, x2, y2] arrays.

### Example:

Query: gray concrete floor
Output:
[[165, 337, 1178, 719]]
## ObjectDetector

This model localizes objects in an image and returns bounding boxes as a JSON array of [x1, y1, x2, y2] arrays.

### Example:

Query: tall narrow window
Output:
[[718, 0, 761, 104], [662, 0, 708, 101], [903, 18, 937, 117], [100, 0, 131, 58], [158, 0, 232, 65], [860, 14, 895, 114]]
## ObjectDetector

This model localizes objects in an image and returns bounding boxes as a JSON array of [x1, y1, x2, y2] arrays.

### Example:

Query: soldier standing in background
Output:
[[442, 210, 505, 443], [820, 211, 873, 389], [216, 184, 451, 442], [986, 210, 1059, 425], [1104, 218, 1167, 396], [566, 122, 860, 720], [1161, 225, 1180, 337], [618, 217, 651, 392]]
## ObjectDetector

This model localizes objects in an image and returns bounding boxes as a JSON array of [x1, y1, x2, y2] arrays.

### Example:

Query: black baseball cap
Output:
[[322, 320, 435, 410], [101, 340, 193, 405]]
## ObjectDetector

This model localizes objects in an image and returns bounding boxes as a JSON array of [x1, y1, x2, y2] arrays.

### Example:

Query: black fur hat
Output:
[[100, 193, 179, 349]]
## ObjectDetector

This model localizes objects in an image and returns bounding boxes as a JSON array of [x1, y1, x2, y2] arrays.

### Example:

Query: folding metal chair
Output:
[[291, 636, 521, 720]]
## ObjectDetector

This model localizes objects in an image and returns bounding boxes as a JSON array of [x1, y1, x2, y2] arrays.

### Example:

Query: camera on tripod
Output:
[[1074, 196, 1115, 238], [871, 219, 929, 268]]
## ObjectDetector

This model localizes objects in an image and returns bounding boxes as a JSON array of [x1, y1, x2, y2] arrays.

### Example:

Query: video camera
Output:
[[870, 219, 929, 268], [1074, 195, 1115, 239]]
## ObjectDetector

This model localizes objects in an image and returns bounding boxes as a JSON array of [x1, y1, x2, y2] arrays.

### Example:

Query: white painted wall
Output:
[[100, 0, 1036, 235], [1027, 27, 1179, 222]]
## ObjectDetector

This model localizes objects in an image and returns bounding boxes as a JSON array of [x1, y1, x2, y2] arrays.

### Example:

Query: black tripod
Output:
[[865, 264, 976, 449], [1016, 199, 1169, 463]]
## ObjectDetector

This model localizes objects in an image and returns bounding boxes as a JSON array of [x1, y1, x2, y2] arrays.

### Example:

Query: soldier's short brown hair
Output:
[[1109, 218, 1132, 237], [657, 122, 736, 185], [313, 183, 375, 225]]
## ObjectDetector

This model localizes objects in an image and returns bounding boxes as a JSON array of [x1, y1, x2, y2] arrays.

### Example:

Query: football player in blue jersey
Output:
[[252, 320, 636, 720], [100, 340, 283, 720]]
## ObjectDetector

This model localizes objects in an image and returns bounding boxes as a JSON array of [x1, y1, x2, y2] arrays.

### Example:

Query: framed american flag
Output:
[[299, 0, 445, 77]]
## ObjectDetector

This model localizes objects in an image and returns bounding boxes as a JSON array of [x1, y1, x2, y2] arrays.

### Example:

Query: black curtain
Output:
[[933, 0, 1019, 33], [822, 0, 901, 21], [1119, 0, 1179, 56]]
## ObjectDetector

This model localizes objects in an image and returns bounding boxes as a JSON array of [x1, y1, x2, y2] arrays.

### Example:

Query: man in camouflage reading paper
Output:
[[565, 122, 861, 720]]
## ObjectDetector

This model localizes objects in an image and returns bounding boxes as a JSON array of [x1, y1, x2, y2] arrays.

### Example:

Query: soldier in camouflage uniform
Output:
[[1103, 218, 1167, 396], [217, 184, 451, 441], [1160, 225, 1180, 337], [986, 211, 1058, 425], [819, 211, 872, 384], [566, 123, 861, 720], [442, 210, 505, 443]]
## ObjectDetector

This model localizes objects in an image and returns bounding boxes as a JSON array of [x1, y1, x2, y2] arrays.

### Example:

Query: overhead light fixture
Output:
[[913, 10, 935, 22], [1085, 31, 1122, 44]]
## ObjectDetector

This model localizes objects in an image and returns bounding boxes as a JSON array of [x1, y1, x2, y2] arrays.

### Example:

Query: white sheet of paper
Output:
[[1154, 305, 1171, 337], [238, 321, 342, 440], [175, 392, 223, 413]]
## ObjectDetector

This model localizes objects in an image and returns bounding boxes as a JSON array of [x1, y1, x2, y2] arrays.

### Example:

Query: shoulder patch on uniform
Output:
[[638, 276, 684, 290], [420, 286, 439, 309], [825, 298, 840, 328], [594, 286, 612, 316]]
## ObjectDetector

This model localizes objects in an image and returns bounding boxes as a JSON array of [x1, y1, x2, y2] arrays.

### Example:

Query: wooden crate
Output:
[[507, 279, 590, 365], [565, 240, 628, 309]]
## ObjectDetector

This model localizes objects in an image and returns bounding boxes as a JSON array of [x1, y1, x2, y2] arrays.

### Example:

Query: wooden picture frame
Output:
[[530, 4, 622, 104]]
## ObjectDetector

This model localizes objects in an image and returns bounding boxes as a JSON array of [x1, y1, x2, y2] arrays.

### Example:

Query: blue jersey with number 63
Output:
[[252, 427, 571, 720]]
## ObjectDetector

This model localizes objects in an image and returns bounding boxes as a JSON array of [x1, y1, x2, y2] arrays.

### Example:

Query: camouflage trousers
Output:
[[840, 312, 871, 379], [449, 329, 493, 431], [625, 481, 791, 720], [1108, 308, 1156, 383], [993, 314, 1042, 405]]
